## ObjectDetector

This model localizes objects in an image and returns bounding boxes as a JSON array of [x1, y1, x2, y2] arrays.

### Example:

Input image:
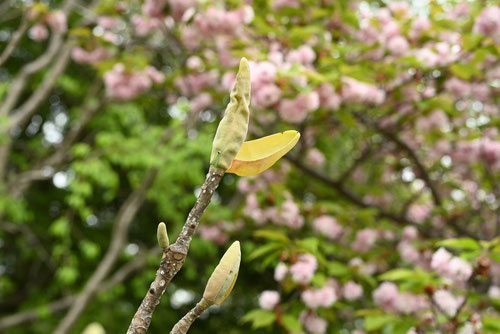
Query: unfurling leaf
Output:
[[203, 241, 241, 305], [226, 130, 300, 176], [157, 222, 169, 250], [210, 58, 251, 171]]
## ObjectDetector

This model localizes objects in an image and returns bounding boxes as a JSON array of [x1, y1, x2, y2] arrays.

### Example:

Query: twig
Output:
[[353, 111, 442, 206], [8, 43, 73, 129], [170, 299, 211, 334], [0, 12, 29, 67], [0, 221, 55, 270], [337, 144, 373, 181], [285, 155, 432, 236], [127, 166, 224, 334], [0, 247, 158, 330], [8, 81, 103, 198], [53, 169, 158, 334], [0, 29, 66, 117]]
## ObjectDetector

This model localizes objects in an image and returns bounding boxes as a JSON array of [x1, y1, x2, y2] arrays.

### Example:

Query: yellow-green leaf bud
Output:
[[203, 241, 241, 305], [210, 58, 251, 171], [81, 322, 105, 334], [157, 222, 169, 250]]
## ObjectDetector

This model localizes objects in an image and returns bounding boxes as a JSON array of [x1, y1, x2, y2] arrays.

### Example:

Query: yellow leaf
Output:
[[226, 130, 300, 176]]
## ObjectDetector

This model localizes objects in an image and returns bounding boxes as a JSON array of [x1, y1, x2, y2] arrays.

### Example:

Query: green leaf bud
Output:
[[210, 58, 251, 171], [82, 322, 105, 334], [203, 241, 241, 305], [157, 222, 169, 250]]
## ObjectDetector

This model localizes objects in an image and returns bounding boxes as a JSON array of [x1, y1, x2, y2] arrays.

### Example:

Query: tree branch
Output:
[[0, 247, 158, 330], [353, 111, 442, 206], [8, 43, 73, 130], [53, 169, 158, 334], [8, 81, 103, 198], [285, 155, 431, 236], [127, 166, 224, 334], [170, 299, 211, 334], [0, 12, 29, 67]]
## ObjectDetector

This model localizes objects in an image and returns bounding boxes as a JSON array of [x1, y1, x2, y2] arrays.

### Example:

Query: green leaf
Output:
[[436, 238, 480, 251], [241, 309, 276, 329], [364, 314, 398, 331], [328, 261, 349, 276], [247, 243, 283, 262], [281, 314, 302, 332], [254, 230, 289, 243], [482, 316, 500, 333], [296, 238, 320, 253], [378, 269, 416, 281], [450, 63, 481, 80]]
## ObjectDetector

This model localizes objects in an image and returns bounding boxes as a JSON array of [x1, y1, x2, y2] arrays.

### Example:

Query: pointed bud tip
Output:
[[239, 57, 249, 67], [237, 58, 250, 77]]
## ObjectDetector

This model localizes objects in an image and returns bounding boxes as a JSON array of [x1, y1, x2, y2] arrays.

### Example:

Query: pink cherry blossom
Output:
[[186, 56, 203, 70], [313, 215, 342, 239], [46, 11, 67, 33], [71, 47, 111, 65], [29, 24, 49, 42], [341, 77, 385, 105], [306, 148, 326, 167], [444, 77, 471, 98], [198, 224, 229, 245], [145, 66, 165, 84], [269, 198, 304, 229], [431, 247, 451, 268], [252, 61, 277, 85], [175, 70, 219, 96], [142, 0, 166, 18], [317, 83, 341, 111], [481, 139, 500, 165], [274, 262, 288, 281], [452, 141, 481, 164], [473, 6, 500, 43], [433, 289, 461, 317], [373, 282, 399, 311], [299, 311, 327, 334], [253, 84, 282, 109], [301, 285, 337, 308], [258, 290, 280, 310], [387, 36, 409, 57], [352, 228, 378, 253], [410, 17, 431, 38], [402, 226, 418, 240], [395, 292, 429, 314], [388, 1, 410, 18], [414, 48, 439, 68], [289, 253, 317, 284], [272, 0, 300, 10], [448, 257, 473, 282], [189, 93, 212, 113], [243, 193, 266, 225], [286, 45, 316, 65], [103, 63, 155, 100], [398, 241, 420, 264], [382, 20, 400, 40], [431, 247, 473, 283], [98, 16, 121, 30], [407, 204, 431, 223], [343, 281, 363, 301], [131, 15, 161, 36], [169, 0, 198, 21], [488, 286, 500, 299]]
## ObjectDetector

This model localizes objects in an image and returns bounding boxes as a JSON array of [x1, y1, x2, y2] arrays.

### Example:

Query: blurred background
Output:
[[1, 0, 500, 333]]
